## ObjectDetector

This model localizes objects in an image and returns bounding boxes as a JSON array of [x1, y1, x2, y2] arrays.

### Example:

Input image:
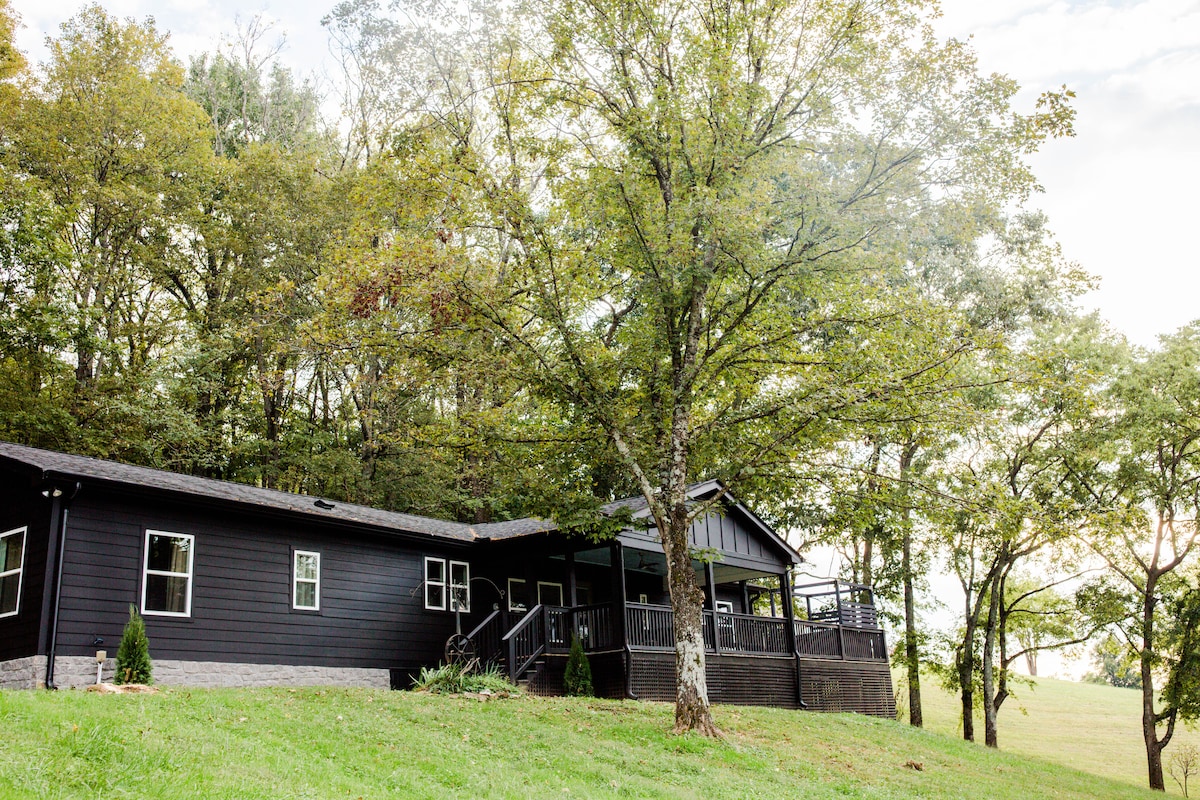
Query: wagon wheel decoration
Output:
[[444, 633, 476, 665]]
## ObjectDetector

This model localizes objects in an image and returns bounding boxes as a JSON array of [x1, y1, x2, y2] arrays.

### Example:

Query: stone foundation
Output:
[[0, 656, 390, 690], [0, 656, 47, 689]]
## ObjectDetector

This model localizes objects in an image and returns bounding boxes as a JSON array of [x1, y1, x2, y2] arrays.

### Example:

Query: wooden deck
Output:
[[466, 597, 894, 716]]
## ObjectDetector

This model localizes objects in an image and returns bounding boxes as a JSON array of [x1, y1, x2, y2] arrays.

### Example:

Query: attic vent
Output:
[[314, 500, 336, 510]]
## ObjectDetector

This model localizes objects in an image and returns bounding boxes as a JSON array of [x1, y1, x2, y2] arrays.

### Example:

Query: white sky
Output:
[[11, 1, 1200, 347]]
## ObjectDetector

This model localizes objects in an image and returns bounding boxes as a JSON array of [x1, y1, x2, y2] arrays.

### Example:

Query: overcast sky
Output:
[[10, 0, 1200, 349]]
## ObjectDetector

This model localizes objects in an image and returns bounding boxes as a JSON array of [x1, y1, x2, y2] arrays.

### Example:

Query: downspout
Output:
[[43, 481, 81, 690]]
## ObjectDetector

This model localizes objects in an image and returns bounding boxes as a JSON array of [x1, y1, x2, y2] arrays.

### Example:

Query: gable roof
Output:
[[602, 479, 802, 565], [0, 441, 553, 544]]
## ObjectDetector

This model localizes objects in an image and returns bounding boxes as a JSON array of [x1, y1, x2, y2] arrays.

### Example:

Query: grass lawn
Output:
[[912, 673, 1200, 795], [0, 685, 1172, 799]]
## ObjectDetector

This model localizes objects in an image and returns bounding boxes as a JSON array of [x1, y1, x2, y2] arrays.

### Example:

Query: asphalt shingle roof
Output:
[[0, 441, 554, 543]]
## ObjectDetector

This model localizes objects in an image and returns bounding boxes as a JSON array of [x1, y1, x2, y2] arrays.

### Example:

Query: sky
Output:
[[10, 0, 1200, 347]]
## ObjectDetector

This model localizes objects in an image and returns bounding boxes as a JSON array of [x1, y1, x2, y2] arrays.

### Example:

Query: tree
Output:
[[564, 634, 593, 697], [115, 604, 153, 684], [386, 0, 1072, 734], [1068, 325, 1200, 790], [1084, 632, 1142, 689]]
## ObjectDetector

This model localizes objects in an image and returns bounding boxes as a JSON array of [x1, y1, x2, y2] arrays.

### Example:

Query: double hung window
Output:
[[0, 527, 25, 618], [142, 531, 193, 617], [425, 558, 470, 612], [293, 551, 320, 611]]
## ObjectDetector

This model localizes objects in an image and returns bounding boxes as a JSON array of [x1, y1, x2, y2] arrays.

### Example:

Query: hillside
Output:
[[914, 673, 1200, 794], [0, 687, 1168, 799]]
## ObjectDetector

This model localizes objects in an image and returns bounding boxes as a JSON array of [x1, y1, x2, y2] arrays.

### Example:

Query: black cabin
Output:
[[0, 442, 894, 716]]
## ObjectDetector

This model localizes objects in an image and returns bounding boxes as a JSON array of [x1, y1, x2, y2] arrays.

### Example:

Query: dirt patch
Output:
[[85, 683, 159, 694]]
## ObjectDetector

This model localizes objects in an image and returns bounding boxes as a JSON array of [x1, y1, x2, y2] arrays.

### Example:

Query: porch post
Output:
[[611, 542, 627, 646], [740, 580, 751, 615], [706, 560, 720, 655], [780, 570, 797, 653], [566, 551, 578, 607]]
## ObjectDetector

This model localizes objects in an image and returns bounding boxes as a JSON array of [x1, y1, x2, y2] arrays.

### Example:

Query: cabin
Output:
[[0, 442, 894, 717]]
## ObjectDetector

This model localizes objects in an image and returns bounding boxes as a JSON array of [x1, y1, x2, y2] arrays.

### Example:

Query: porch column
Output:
[[566, 551, 578, 607], [780, 570, 797, 654], [706, 561, 720, 655], [740, 580, 751, 615], [611, 542, 627, 647]]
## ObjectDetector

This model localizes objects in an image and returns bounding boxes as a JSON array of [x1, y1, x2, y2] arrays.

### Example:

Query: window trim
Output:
[[537, 581, 564, 607], [449, 560, 470, 613], [292, 549, 321, 611], [425, 557, 470, 612], [141, 530, 194, 618], [0, 526, 27, 619], [507, 577, 527, 612], [424, 557, 447, 611]]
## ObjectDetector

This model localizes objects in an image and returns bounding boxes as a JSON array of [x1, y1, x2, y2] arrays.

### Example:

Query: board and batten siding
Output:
[[0, 476, 51, 662], [52, 490, 466, 678], [621, 508, 785, 572]]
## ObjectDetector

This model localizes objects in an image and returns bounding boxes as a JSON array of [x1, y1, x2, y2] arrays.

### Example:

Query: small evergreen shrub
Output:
[[414, 662, 518, 695], [563, 635, 593, 697], [115, 604, 153, 685]]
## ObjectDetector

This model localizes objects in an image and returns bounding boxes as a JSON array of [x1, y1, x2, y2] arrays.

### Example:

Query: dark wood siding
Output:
[[0, 475, 50, 661], [52, 490, 469, 675], [621, 508, 787, 572]]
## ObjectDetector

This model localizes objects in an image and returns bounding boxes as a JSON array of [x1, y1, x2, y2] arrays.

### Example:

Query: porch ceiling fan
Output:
[[634, 553, 659, 573]]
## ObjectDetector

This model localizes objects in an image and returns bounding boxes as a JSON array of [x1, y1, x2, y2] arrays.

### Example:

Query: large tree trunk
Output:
[[665, 503, 717, 736], [1142, 573, 1165, 791], [899, 440, 922, 727], [982, 571, 1001, 748], [959, 610, 976, 742]]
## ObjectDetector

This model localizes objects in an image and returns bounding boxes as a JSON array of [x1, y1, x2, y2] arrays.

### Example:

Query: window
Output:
[[0, 527, 26, 618], [293, 550, 320, 611], [507, 578, 527, 612], [425, 557, 446, 610], [537, 581, 563, 607], [449, 561, 470, 612], [425, 558, 470, 612], [142, 531, 193, 617], [715, 601, 734, 613]]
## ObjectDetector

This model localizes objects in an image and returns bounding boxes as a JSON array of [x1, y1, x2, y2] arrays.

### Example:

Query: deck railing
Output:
[[570, 603, 618, 651], [625, 603, 792, 656], [793, 619, 887, 661]]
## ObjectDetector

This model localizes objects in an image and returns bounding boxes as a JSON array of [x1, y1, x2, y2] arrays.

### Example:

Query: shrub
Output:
[[563, 635, 593, 696], [115, 604, 153, 685], [414, 662, 518, 695]]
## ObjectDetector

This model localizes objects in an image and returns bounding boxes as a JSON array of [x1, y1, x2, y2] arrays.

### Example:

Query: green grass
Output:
[[911, 673, 1200, 795], [0, 686, 1170, 799]]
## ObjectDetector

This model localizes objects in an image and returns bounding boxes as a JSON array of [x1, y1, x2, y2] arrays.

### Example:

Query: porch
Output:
[[461, 582, 891, 714]]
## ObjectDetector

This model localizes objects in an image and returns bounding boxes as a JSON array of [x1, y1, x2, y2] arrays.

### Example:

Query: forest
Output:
[[2, 0, 1199, 789]]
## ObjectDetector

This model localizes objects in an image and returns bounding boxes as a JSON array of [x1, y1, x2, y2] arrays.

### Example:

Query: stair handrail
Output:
[[501, 603, 547, 682], [464, 608, 506, 664]]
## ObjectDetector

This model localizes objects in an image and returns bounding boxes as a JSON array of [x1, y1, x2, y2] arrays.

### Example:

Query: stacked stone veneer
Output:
[[0, 656, 389, 690]]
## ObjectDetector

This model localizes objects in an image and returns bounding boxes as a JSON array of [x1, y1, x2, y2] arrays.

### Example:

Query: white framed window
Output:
[[142, 531, 194, 617], [425, 557, 446, 610], [293, 550, 320, 611], [425, 557, 470, 612], [0, 527, 26, 618], [449, 560, 470, 612], [638, 593, 649, 605], [715, 601, 734, 613], [507, 577, 527, 612], [537, 581, 563, 607]]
